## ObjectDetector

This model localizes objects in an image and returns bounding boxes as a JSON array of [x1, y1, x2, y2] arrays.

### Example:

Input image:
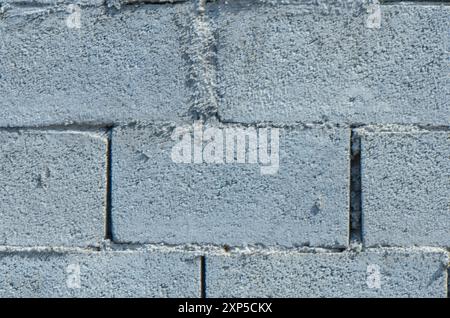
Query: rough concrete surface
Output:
[[206, 248, 449, 298], [0, 130, 107, 247], [0, 2, 193, 126], [0, 0, 449, 298], [111, 124, 350, 248], [211, 0, 450, 125], [0, 249, 201, 297], [360, 128, 450, 247]]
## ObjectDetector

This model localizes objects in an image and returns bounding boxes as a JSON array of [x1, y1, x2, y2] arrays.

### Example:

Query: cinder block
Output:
[[205, 248, 448, 298], [0, 3, 192, 126], [0, 130, 107, 247], [211, 0, 450, 125], [111, 123, 350, 247], [360, 129, 450, 247], [0, 250, 200, 297]]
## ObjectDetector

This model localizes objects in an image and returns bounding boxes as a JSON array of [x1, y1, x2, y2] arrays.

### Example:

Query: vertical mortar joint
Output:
[[350, 129, 363, 245], [105, 127, 113, 241]]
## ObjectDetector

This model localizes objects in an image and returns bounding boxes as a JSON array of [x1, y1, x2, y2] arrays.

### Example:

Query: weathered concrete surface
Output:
[[0, 0, 448, 299], [0, 3, 193, 126], [205, 248, 449, 298], [0, 250, 200, 297], [211, 0, 450, 125], [111, 124, 350, 247], [360, 128, 450, 247], [0, 130, 106, 247]]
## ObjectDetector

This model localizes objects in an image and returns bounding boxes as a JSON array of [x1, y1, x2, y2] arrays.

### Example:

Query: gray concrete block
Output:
[[211, 0, 450, 125], [360, 128, 450, 247], [0, 250, 200, 297], [205, 248, 448, 298], [0, 3, 193, 126], [0, 130, 107, 246], [111, 123, 350, 247]]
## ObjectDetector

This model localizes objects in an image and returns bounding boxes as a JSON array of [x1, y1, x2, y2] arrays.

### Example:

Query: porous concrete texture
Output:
[[0, 1, 193, 126], [211, 0, 450, 125], [0, 0, 449, 298], [360, 128, 450, 247], [205, 248, 449, 298], [111, 124, 350, 247], [0, 130, 107, 247], [0, 249, 201, 297]]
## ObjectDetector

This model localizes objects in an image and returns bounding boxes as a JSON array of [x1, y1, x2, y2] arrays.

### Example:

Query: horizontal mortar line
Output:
[[352, 124, 450, 131], [95, 242, 450, 254], [0, 0, 187, 15], [5, 0, 186, 8], [109, 242, 348, 253], [0, 244, 343, 255], [214, 114, 450, 129], [0, 244, 447, 256], [381, 0, 450, 5], [0, 2, 93, 11], [124, 0, 187, 4], [203, 0, 450, 6], [200, 120, 450, 131], [0, 123, 115, 132], [0, 122, 449, 131]]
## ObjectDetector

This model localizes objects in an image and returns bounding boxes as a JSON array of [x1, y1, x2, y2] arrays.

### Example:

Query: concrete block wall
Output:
[[0, 0, 448, 297]]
